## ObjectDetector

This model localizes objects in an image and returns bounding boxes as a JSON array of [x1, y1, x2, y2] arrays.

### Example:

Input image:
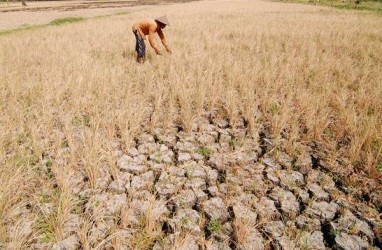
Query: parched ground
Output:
[[6, 111, 381, 249], [37, 112, 382, 249]]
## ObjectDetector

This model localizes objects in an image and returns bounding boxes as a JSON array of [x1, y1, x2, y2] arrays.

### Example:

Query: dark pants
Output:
[[134, 30, 146, 59]]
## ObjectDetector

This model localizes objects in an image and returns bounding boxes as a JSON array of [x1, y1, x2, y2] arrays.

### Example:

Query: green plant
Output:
[[49, 17, 84, 26], [94, 200, 101, 207], [229, 139, 237, 150], [45, 160, 53, 168], [16, 154, 39, 167], [376, 163, 382, 172], [270, 103, 279, 116], [61, 140, 69, 148], [72, 114, 91, 127], [29, 155, 39, 166], [40, 232, 55, 243], [35, 218, 55, 243], [154, 152, 162, 163], [196, 147, 214, 157], [371, 139, 381, 151], [367, 107, 375, 116], [332, 230, 341, 238], [323, 128, 334, 137], [294, 145, 302, 155], [17, 132, 31, 145], [130, 213, 162, 249], [47, 171, 55, 179], [154, 134, 163, 144], [178, 199, 186, 208], [181, 217, 189, 225], [208, 219, 221, 233]]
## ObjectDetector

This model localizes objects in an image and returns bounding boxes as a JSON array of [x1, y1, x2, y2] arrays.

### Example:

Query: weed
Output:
[[61, 140, 69, 148], [35, 218, 55, 243], [154, 152, 162, 163], [323, 128, 334, 138], [285, 0, 382, 12], [376, 163, 382, 172], [196, 147, 214, 157], [178, 199, 186, 208], [229, 139, 237, 150], [294, 145, 302, 155], [154, 134, 163, 144], [71, 204, 83, 214], [17, 132, 31, 145], [16, 155, 39, 167], [72, 114, 91, 127], [47, 172, 55, 179], [94, 200, 101, 207], [130, 213, 162, 249], [45, 160, 53, 168], [208, 219, 221, 234], [367, 107, 375, 116], [270, 103, 279, 116], [40, 232, 55, 243], [49, 17, 84, 26], [371, 140, 381, 151], [332, 230, 340, 238], [181, 217, 189, 225]]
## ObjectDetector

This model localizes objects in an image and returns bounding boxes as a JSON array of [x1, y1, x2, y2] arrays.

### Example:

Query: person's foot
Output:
[[137, 57, 144, 63]]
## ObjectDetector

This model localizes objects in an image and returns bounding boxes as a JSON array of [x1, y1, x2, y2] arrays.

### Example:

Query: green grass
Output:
[[45, 160, 53, 168], [154, 134, 163, 144], [376, 163, 382, 172], [328, 1, 382, 12], [0, 24, 42, 36], [208, 219, 221, 234], [49, 17, 84, 26], [196, 147, 214, 157], [0, 12, 130, 36], [35, 217, 55, 243], [72, 114, 91, 127], [280, 0, 382, 13], [0, 17, 84, 36]]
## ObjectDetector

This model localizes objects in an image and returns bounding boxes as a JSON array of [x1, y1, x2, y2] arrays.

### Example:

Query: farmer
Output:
[[132, 16, 172, 63]]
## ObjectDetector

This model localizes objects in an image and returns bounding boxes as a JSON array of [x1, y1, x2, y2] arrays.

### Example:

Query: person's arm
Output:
[[133, 23, 146, 40], [157, 29, 172, 53], [137, 28, 146, 40], [148, 30, 162, 55]]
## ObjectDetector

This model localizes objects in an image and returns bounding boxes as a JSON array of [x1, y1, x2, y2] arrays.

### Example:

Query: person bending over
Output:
[[132, 16, 172, 63]]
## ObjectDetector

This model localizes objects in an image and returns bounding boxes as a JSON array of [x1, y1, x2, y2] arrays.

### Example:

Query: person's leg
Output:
[[135, 34, 138, 53], [133, 31, 139, 62], [136, 32, 146, 63]]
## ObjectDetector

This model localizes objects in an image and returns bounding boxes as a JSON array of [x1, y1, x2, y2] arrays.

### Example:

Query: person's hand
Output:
[[155, 49, 162, 56]]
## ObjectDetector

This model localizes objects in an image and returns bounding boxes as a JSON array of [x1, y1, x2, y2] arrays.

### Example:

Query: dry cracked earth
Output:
[[12, 112, 382, 249]]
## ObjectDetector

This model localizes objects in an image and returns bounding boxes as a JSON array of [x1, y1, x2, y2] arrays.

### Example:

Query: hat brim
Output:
[[156, 20, 169, 26], [155, 16, 170, 26]]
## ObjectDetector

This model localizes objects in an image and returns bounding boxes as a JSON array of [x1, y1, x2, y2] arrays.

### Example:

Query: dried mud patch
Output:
[[7, 112, 381, 249]]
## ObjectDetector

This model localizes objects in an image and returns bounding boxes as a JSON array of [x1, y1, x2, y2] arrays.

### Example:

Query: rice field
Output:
[[0, 0, 382, 248]]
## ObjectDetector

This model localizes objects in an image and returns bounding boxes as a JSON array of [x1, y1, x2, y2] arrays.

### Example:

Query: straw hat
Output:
[[155, 16, 170, 26]]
